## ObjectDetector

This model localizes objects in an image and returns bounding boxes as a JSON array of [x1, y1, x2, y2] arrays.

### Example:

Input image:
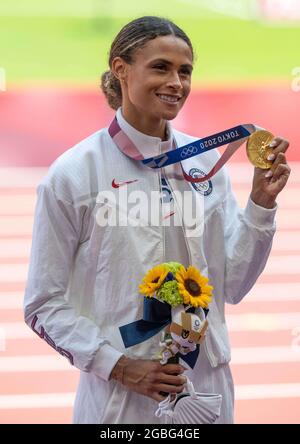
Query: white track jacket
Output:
[[24, 109, 277, 423]]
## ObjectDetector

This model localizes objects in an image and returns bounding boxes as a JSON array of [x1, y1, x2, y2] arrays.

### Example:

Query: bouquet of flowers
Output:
[[139, 262, 213, 365], [139, 261, 213, 309], [119, 262, 222, 424]]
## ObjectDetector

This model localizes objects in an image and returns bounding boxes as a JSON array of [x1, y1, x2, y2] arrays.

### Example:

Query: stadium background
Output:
[[0, 0, 299, 423]]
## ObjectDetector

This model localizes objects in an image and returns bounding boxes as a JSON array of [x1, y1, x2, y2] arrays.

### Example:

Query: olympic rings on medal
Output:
[[180, 145, 198, 159]]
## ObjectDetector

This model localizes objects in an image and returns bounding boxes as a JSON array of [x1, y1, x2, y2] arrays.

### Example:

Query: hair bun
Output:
[[100, 70, 122, 111]]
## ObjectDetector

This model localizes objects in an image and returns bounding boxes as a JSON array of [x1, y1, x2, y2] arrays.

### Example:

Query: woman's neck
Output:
[[121, 106, 168, 141]]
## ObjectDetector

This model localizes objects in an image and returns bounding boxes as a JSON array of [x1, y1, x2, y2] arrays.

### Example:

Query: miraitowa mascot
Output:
[[155, 307, 222, 424], [159, 307, 208, 365]]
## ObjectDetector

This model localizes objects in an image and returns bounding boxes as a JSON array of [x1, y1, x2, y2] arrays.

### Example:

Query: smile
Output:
[[156, 94, 181, 104]]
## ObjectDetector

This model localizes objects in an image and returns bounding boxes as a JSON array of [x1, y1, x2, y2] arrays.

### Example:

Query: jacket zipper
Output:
[[159, 170, 165, 262], [163, 174, 191, 264], [164, 172, 218, 367], [158, 143, 165, 262]]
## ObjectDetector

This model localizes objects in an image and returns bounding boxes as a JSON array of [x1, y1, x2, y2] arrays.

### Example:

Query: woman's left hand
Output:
[[250, 136, 291, 209]]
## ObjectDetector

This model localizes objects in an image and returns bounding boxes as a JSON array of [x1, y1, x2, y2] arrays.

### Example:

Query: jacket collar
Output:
[[116, 107, 174, 158]]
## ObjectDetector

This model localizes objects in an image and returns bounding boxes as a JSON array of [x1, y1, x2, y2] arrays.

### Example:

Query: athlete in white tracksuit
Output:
[[24, 17, 290, 424]]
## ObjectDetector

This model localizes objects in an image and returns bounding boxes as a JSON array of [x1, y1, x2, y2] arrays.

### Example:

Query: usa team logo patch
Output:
[[161, 177, 173, 203], [188, 168, 213, 196]]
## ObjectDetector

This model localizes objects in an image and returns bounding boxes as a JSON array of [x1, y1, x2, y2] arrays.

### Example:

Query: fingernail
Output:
[[269, 141, 277, 147], [265, 170, 273, 178], [267, 154, 275, 161]]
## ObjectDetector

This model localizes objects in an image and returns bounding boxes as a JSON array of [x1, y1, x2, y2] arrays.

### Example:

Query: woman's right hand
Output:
[[110, 355, 187, 402]]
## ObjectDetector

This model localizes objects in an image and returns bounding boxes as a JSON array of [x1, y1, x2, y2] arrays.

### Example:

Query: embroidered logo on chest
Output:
[[188, 168, 213, 196], [161, 177, 173, 204]]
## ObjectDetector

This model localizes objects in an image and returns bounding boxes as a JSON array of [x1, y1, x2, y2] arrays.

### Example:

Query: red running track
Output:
[[0, 167, 300, 424], [0, 86, 299, 166], [0, 87, 299, 424]]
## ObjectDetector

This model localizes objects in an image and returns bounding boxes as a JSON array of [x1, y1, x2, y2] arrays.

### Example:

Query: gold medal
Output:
[[246, 130, 274, 169]]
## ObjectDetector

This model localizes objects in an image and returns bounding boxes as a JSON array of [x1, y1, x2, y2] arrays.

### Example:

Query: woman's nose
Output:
[[166, 71, 182, 89]]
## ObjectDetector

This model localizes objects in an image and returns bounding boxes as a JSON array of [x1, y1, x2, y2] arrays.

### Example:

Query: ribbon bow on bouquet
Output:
[[119, 262, 222, 424]]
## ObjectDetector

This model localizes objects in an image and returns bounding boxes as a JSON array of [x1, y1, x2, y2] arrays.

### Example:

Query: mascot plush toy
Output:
[[159, 309, 208, 365]]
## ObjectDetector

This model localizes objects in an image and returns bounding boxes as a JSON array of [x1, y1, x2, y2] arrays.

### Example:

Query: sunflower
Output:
[[139, 264, 169, 297], [175, 265, 213, 308]]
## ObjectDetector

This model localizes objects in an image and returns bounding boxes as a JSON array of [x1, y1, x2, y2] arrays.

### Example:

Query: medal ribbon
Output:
[[108, 117, 258, 183]]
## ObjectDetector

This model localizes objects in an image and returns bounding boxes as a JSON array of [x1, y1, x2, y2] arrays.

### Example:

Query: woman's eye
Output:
[[181, 69, 191, 76], [153, 65, 166, 70]]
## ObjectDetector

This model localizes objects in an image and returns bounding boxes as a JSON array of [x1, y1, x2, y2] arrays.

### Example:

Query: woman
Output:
[[24, 16, 290, 424]]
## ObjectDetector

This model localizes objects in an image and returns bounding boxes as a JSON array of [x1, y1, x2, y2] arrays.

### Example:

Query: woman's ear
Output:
[[111, 57, 128, 83]]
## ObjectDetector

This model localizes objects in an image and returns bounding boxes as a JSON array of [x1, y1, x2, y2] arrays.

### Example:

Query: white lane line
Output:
[[2, 313, 300, 342], [0, 323, 36, 339], [263, 255, 300, 274], [1, 346, 299, 373], [0, 217, 34, 237], [0, 232, 300, 261], [272, 232, 300, 252], [0, 168, 48, 188], [0, 355, 75, 372], [0, 213, 297, 235], [1, 164, 299, 189], [235, 383, 300, 401], [0, 327, 5, 352], [234, 189, 300, 209], [0, 392, 75, 409], [227, 312, 300, 331], [0, 165, 298, 192], [231, 346, 300, 364], [1, 190, 299, 215], [0, 195, 37, 216], [7, 212, 300, 235], [10, 213, 300, 237], [2, 282, 299, 311], [0, 240, 31, 259], [245, 282, 300, 301], [0, 282, 300, 314], [0, 293, 24, 309], [275, 210, 300, 230], [0, 233, 299, 261], [1, 254, 299, 283], [2, 282, 300, 311], [1, 383, 300, 409], [0, 264, 29, 282], [227, 162, 300, 185]]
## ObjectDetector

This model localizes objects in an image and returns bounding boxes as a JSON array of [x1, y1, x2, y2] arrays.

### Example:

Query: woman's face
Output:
[[114, 35, 193, 126]]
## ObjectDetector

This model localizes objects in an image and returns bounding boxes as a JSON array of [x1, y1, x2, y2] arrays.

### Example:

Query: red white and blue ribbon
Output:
[[119, 297, 208, 369], [108, 116, 258, 183]]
